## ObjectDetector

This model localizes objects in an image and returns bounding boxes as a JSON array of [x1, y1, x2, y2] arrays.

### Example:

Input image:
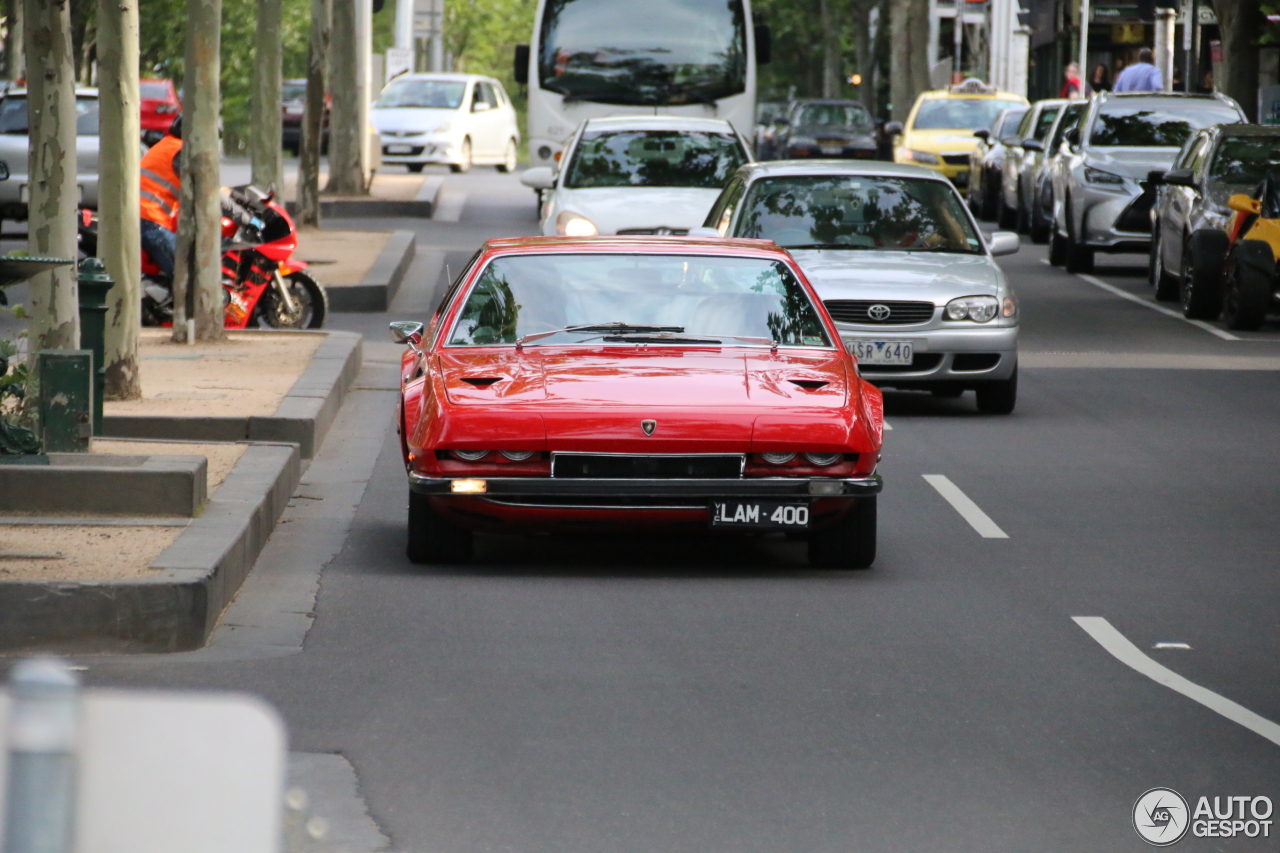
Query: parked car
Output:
[[886, 79, 1028, 194], [997, 98, 1066, 232], [280, 78, 329, 155], [775, 100, 877, 161], [1148, 125, 1280, 312], [521, 115, 751, 236], [140, 78, 180, 145], [391, 236, 885, 568], [373, 73, 519, 173], [0, 88, 101, 222], [1028, 100, 1086, 245], [1048, 91, 1246, 272], [968, 106, 1028, 220], [1215, 174, 1280, 329], [753, 100, 788, 160], [700, 161, 1022, 413]]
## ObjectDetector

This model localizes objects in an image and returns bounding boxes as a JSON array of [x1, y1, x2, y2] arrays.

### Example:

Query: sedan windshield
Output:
[[0, 96, 99, 135], [794, 103, 872, 130], [375, 79, 465, 109], [1208, 135, 1280, 186], [735, 176, 984, 254], [913, 98, 1026, 131], [563, 130, 747, 190], [448, 254, 831, 348], [1089, 102, 1241, 147]]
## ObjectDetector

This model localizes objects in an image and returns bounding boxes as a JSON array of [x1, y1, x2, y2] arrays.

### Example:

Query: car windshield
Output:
[[1208, 136, 1280, 186], [375, 79, 465, 109], [563, 130, 747, 190], [140, 81, 171, 100], [281, 82, 307, 103], [1089, 102, 1242, 147], [994, 108, 1028, 137], [794, 103, 872, 130], [0, 96, 99, 135], [913, 98, 1026, 130], [447, 254, 831, 348], [538, 0, 747, 107], [734, 175, 984, 254]]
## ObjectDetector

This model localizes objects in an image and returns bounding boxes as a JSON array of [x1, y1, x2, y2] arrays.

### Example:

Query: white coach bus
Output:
[[514, 0, 770, 168]]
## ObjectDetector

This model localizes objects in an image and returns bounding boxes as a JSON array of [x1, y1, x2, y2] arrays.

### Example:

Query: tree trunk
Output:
[[6, 0, 24, 80], [171, 0, 224, 342], [853, 1, 874, 113], [24, 0, 78, 352], [889, 0, 930, 122], [325, 0, 366, 195], [298, 0, 331, 227], [1215, 0, 1264, 122], [820, 0, 840, 98], [250, 0, 283, 192], [97, 0, 141, 399]]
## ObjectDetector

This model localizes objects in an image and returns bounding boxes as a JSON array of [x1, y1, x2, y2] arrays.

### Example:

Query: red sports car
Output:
[[140, 78, 180, 144], [392, 236, 885, 568]]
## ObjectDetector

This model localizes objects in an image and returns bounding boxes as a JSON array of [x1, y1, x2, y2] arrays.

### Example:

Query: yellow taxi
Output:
[[887, 79, 1028, 193]]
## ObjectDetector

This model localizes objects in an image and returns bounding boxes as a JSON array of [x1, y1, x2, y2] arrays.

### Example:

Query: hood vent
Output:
[[789, 379, 829, 391], [460, 376, 502, 387]]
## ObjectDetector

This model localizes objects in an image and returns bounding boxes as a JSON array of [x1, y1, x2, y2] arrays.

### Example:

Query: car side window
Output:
[[704, 177, 744, 233], [1015, 109, 1035, 139], [484, 83, 500, 109], [1174, 134, 1203, 170], [491, 82, 508, 108]]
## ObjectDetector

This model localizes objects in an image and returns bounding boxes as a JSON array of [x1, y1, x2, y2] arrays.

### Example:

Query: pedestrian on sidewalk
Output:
[[1061, 62, 1083, 99], [1113, 48, 1164, 92]]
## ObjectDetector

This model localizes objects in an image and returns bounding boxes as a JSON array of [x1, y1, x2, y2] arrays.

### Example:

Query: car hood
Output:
[[790, 250, 1001, 302], [1084, 146, 1181, 179], [904, 129, 983, 153], [371, 107, 456, 134], [555, 187, 725, 234]]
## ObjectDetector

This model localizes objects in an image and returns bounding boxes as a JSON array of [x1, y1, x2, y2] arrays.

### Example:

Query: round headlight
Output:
[[945, 295, 1000, 323], [803, 452, 842, 466], [500, 450, 535, 461], [761, 452, 796, 464], [557, 210, 598, 237], [945, 300, 969, 320], [453, 449, 489, 461]]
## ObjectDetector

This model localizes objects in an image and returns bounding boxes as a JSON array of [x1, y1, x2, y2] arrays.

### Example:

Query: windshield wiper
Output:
[[782, 243, 874, 250], [517, 322, 685, 347], [602, 332, 722, 344]]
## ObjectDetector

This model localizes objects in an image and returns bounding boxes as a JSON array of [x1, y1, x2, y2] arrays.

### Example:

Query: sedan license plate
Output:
[[385, 144, 414, 154], [849, 340, 913, 366], [820, 146, 843, 155], [711, 500, 810, 529]]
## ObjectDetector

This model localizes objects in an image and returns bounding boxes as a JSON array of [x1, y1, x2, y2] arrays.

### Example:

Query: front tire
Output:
[[496, 138, 518, 173], [406, 163, 425, 173], [407, 491, 473, 564], [1048, 218, 1068, 266], [1029, 191, 1050, 244], [449, 138, 472, 173], [260, 270, 327, 329], [1222, 240, 1275, 331], [808, 497, 876, 569], [975, 365, 1017, 414], [1181, 229, 1229, 319], [1149, 226, 1179, 301]]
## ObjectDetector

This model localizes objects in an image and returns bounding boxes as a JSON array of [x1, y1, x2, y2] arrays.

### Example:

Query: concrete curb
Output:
[[103, 330, 362, 458], [326, 230, 416, 313], [0, 442, 301, 653], [0, 453, 208, 517], [285, 177, 441, 219]]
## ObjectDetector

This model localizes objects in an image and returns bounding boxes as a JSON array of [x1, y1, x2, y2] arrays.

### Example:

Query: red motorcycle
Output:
[[80, 184, 327, 329]]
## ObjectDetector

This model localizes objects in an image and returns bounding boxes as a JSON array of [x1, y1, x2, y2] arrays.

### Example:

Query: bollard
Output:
[[36, 351, 93, 453], [1, 658, 80, 853], [76, 259, 113, 436]]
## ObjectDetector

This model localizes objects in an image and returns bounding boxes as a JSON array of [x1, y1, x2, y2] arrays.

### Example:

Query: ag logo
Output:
[[641, 419, 657, 436], [1134, 788, 1190, 846], [867, 303, 891, 321]]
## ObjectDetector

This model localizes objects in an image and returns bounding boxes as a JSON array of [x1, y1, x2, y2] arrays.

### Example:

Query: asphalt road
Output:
[[17, 169, 1280, 852]]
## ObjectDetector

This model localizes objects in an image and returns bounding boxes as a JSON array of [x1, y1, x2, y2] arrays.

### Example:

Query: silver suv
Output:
[[1048, 92, 1245, 273]]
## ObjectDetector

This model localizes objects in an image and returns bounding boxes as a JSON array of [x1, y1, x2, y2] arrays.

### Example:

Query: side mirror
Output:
[[472, 101, 492, 113], [1064, 126, 1081, 147], [513, 44, 530, 85], [884, 121, 903, 136], [1162, 168, 1197, 188], [973, 129, 990, 141], [688, 226, 722, 238], [520, 167, 556, 190], [1022, 138, 1044, 152], [754, 21, 772, 65], [988, 231, 1020, 256], [1147, 169, 1167, 185], [1228, 193, 1262, 214], [389, 320, 425, 347], [0, 161, 8, 181]]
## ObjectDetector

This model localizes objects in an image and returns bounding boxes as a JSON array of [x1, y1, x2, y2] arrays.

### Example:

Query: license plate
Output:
[[820, 146, 843, 155], [849, 340, 913, 366], [710, 500, 810, 529], [385, 144, 414, 154]]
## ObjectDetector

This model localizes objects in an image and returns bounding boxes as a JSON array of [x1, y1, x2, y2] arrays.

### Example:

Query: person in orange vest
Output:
[[139, 114, 183, 279]]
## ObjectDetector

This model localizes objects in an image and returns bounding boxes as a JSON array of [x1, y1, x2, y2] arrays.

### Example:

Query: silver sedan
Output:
[[0, 88, 102, 222], [700, 161, 1022, 413]]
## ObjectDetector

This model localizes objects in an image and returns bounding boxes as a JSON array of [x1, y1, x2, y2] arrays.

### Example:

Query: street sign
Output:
[[386, 48, 413, 82]]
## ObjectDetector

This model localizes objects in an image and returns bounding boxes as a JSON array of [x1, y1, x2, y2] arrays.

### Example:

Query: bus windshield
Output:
[[538, 0, 747, 107]]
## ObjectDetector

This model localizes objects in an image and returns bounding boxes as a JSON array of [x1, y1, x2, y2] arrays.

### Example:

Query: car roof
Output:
[[1211, 123, 1280, 137], [581, 115, 738, 133], [391, 73, 490, 83], [732, 160, 953, 183], [792, 99, 869, 107], [481, 235, 786, 258], [918, 88, 1025, 101], [4, 88, 98, 98], [1096, 91, 1237, 107]]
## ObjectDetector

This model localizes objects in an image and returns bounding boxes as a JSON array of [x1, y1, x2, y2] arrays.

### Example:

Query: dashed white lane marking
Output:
[[921, 474, 1008, 538], [1154, 642, 1193, 650], [1074, 617, 1280, 748], [1077, 274, 1241, 341]]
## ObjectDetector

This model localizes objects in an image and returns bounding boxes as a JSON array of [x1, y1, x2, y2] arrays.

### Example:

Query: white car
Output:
[[521, 116, 752, 236], [373, 73, 520, 173]]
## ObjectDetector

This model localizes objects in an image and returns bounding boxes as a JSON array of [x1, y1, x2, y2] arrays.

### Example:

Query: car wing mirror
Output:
[[520, 167, 556, 190], [1022, 138, 1044, 152], [988, 231, 1020, 256], [1147, 169, 1167, 185], [1163, 169, 1197, 188], [973, 128, 990, 141], [884, 121, 903, 136], [1228, 193, 1262, 214], [389, 320, 425, 348]]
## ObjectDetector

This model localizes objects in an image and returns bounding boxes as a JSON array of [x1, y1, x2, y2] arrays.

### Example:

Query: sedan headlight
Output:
[[432, 120, 453, 135], [761, 452, 796, 464], [908, 150, 940, 165], [944, 295, 1000, 323], [803, 452, 842, 466], [1084, 165, 1124, 185], [556, 210, 598, 236], [453, 449, 489, 461]]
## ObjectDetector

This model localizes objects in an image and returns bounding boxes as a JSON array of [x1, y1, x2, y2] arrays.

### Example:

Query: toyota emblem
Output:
[[867, 304, 892, 321]]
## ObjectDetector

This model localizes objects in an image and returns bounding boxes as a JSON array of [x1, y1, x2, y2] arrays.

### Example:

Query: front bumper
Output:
[[381, 137, 459, 165], [409, 474, 883, 499], [838, 324, 1018, 385], [1076, 180, 1156, 251]]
